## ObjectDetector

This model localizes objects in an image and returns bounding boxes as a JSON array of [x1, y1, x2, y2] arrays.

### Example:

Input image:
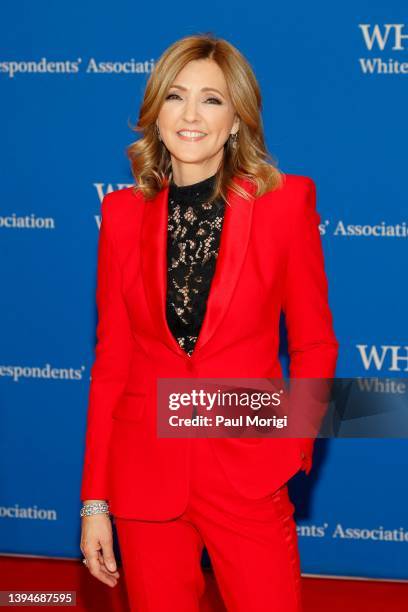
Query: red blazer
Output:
[[80, 173, 339, 520]]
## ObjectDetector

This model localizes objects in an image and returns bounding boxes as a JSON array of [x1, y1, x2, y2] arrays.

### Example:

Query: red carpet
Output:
[[0, 556, 407, 611]]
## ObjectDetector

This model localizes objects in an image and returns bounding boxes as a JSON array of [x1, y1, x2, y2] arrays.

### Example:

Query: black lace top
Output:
[[166, 173, 225, 356]]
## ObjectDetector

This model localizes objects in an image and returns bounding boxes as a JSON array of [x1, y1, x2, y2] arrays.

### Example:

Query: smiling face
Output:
[[156, 58, 240, 185]]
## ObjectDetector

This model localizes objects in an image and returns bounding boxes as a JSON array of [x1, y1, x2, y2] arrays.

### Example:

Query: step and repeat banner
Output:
[[1, 1, 407, 581]]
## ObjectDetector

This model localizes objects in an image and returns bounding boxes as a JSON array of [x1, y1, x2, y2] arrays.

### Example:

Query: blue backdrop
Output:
[[1, 0, 407, 581]]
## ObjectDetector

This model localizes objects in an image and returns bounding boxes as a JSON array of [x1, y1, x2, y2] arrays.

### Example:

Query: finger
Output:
[[88, 553, 118, 587], [86, 550, 117, 587], [98, 551, 120, 578], [100, 540, 118, 573], [95, 557, 120, 584], [86, 549, 102, 576], [95, 567, 118, 587]]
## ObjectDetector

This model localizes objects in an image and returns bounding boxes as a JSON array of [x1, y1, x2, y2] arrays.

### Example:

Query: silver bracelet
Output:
[[80, 501, 110, 518]]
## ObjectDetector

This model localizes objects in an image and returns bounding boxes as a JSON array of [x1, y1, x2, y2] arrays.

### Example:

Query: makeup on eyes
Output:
[[166, 92, 222, 105]]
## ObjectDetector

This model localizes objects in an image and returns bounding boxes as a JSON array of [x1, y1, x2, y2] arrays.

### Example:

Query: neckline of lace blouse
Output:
[[169, 172, 217, 205]]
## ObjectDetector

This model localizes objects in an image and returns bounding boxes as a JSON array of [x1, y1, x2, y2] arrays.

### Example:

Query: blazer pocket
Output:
[[112, 392, 146, 422]]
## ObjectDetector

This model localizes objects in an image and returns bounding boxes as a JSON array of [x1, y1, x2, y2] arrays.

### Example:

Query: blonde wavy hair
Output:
[[127, 33, 284, 203]]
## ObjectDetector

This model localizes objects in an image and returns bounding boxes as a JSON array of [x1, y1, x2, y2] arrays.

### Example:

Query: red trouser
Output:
[[114, 437, 303, 612]]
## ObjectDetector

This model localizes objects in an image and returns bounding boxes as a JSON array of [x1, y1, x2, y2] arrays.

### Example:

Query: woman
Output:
[[80, 33, 339, 611]]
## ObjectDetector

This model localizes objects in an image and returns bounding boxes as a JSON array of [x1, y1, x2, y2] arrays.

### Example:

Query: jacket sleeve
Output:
[[80, 194, 134, 501], [281, 177, 339, 474]]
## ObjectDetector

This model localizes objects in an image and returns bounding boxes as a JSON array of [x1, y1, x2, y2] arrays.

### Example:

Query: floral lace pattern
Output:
[[166, 174, 225, 356]]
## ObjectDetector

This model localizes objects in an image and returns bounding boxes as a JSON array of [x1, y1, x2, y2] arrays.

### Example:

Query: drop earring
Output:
[[229, 132, 238, 149]]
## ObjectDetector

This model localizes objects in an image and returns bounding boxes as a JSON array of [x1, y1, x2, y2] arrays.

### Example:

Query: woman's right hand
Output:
[[80, 511, 120, 588]]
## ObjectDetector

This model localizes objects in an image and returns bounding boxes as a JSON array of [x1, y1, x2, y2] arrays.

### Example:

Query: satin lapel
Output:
[[140, 177, 256, 359], [192, 177, 255, 354], [141, 183, 184, 357]]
